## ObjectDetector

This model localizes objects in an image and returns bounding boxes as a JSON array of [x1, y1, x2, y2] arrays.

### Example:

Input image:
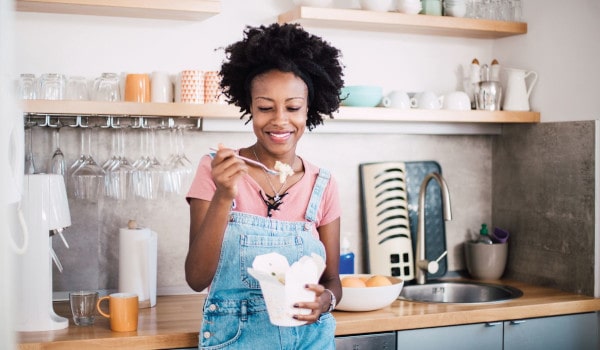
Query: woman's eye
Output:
[[257, 106, 272, 112], [287, 106, 302, 112]]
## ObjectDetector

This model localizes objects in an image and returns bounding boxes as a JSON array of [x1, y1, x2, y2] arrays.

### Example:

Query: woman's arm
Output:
[[184, 148, 248, 292]]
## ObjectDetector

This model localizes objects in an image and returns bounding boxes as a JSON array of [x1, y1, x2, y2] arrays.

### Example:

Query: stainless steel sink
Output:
[[399, 280, 523, 304]]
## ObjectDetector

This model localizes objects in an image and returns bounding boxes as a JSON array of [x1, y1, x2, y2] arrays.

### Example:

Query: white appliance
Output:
[[15, 174, 71, 332]]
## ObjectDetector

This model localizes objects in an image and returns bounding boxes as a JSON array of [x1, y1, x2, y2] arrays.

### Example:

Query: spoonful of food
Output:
[[209, 147, 279, 175]]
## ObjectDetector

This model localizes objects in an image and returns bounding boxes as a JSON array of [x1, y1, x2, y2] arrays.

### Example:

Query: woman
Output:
[[185, 23, 344, 349]]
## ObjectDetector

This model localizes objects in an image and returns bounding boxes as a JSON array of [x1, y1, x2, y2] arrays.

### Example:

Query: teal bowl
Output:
[[340, 86, 383, 107]]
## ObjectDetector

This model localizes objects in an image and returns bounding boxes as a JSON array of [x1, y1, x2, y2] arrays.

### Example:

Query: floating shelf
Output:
[[278, 6, 527, 38], [20, 100, 540, 124], [15, 0, 221, 21]]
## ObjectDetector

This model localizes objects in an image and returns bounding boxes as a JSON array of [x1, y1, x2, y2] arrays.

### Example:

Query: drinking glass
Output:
[[24, 126, 36, 174], [135, 128, 170, 200], [48, 127, 66, 177], [70, 291, 98, 326], [17, 73, 36, 100], [92, 73, 121, 102], [38, 73, 66, 100], [65, 76, 89, 100], [165, 127, 193, 196], [71, 128, 105, 201], [105, 128, 135, 200]]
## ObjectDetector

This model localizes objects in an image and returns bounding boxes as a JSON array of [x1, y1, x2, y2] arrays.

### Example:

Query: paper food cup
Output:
[[248, 252, 325, 327]]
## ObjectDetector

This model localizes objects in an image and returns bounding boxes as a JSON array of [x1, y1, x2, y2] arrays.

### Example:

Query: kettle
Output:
[[502, 68, 538, 111]]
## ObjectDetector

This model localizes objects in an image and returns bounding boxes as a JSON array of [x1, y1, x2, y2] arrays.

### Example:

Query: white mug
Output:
[[151, 71, 173, 103], [382, 90, 411, 109], [441, 91, 471, 110], [411, 91, 442, 109]]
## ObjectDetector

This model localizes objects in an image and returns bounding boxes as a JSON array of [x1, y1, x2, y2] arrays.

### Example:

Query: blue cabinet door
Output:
[[504, 312, 599, 350], [397, 322, 503, 350]]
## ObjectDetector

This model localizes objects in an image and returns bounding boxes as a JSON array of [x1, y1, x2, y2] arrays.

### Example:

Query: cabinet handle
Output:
[[485, 322, 502, 327], [509, 320, 526, 325]]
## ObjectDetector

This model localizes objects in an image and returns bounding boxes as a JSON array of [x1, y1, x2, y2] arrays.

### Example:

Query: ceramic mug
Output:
[[151, 71, 173, 103], [441, 91, 471, 110], [125, 74, 151, 102], [382, 90, 411, 109], [204, 70, 226, 104], [96, 293, 139, 332], [179, 70, 205, 104], [411, 91, 442, 109]]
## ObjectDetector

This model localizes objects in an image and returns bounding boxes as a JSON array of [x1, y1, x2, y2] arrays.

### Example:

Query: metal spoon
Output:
[[209, 147, 279, 175]]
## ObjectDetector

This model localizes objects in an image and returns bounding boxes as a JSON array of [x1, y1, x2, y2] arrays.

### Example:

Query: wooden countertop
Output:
[[17, 279, 600, 349]]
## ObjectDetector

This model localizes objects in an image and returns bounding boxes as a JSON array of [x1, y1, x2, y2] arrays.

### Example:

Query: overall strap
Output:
[[305, 168, 331, 223]]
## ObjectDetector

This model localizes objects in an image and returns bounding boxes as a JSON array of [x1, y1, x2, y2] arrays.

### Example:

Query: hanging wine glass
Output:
[[71, 127, 105, 201], [24, 125, 36, 174], [48, 124, 66, 178], [105, 128, 135, 200]]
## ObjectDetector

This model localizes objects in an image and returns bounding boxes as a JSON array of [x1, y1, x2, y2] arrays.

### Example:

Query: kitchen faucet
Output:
[[415, 172, 452, 285]]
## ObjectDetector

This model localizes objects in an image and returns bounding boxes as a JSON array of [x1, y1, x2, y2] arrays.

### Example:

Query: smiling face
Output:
[[250, 70, 308, 159]]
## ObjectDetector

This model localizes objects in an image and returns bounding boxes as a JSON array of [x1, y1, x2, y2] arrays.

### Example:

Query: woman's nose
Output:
[[272, 107, 289, 124]]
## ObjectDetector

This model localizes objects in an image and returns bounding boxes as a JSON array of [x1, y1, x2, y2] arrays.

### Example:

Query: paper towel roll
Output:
[[119, 227, 158, 308]]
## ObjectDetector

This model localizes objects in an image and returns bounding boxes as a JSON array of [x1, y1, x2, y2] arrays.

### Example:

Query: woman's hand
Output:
[[210, 144, 248, 199], [292, 283, 331, 324]]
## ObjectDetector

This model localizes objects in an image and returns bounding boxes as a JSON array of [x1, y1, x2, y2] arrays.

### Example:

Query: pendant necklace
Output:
[[252, 146, 289, 217]]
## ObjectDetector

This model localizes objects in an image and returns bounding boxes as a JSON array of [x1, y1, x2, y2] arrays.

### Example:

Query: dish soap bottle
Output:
[[477, 223, 493, 244], [339, 236, 355, 274]]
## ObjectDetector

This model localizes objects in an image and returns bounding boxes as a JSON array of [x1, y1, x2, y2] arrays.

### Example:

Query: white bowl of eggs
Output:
[[336, 274, 404, 311]]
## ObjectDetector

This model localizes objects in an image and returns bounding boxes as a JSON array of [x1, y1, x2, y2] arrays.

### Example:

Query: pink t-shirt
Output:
[[186, 153, 341, 239]]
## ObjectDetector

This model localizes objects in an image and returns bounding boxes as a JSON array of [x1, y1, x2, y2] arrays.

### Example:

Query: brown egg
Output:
[[341, 276, 367, 288], [365, 275, 392, 287]]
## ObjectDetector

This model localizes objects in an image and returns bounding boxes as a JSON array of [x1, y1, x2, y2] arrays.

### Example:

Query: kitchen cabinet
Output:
[[503, 313, 598, 350], [20, 100, 540, 126], [395, 313, 598, 350], [336, 331, 396, 350], [396, 322, 503, 350], [15, 0, 220, 21], [278, 6, 527, 39]]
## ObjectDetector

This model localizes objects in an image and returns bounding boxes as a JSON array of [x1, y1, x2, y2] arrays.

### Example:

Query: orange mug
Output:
[[124, 74, 150, 102], [96, 293, 139, 332]]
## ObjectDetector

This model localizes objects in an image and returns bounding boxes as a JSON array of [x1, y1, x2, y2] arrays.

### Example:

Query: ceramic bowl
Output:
[[336, 274, 404, 311], [292, 0, 333, 7], [340, 85, 383, 107]]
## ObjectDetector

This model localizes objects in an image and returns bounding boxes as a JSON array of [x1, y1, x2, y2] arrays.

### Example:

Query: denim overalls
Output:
[[199, 169, 336, 350]]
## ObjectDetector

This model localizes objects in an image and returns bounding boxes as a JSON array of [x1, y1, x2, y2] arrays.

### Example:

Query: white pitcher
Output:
[[502, 68, 538, 111]]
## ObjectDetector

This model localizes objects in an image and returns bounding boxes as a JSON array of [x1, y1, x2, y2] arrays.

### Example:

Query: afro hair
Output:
[[219, 23, 345, 131]]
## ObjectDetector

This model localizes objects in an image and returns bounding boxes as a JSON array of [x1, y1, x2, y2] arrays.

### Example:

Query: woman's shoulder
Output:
[[301, 158, 335, 181]]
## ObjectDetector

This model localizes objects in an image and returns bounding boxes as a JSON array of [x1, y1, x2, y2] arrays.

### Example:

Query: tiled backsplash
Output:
[[492, 121, 596, 296], [42, 121, 597, 296]]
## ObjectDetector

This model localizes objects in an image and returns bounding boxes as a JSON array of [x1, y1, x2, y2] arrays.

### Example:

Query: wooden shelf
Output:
[[16, 0, 220, 21], [20, 100, 540, 124], [278, 6, 527, 38]]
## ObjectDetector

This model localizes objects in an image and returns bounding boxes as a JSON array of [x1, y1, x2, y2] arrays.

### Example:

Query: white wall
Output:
[[14, 0, 494, 96], [493, 0, 600, 122]]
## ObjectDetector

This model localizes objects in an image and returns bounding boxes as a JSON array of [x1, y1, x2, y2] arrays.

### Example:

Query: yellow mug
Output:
[[124, 73, 150, 102], [96, 293, 139, 332]]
